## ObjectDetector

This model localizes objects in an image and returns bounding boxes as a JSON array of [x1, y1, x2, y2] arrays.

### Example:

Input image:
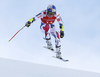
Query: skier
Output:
[[25, 5, 64, 59]]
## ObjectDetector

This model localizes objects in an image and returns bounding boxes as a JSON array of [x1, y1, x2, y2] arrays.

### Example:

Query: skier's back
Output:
[[25, 5, 64, 59]]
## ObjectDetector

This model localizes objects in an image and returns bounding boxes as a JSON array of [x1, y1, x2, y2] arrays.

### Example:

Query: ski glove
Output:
[[60, 31, 64, 38], [25, 21, 31, 27]]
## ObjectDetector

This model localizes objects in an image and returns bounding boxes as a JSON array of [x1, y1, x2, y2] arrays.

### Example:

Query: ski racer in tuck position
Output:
[[25, 5, 64, 59]]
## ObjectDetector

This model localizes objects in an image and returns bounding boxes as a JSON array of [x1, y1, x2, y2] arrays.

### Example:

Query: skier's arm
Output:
[[56, 14, 64, 38], [25, 12, 43, 27]]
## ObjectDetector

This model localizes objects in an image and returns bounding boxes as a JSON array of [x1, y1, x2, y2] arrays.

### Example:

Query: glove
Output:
[[25, 21, 31, 27], [60, 31, 64, 38]]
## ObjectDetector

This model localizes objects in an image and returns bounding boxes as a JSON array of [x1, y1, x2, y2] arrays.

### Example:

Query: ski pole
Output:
[[8, 25, 26, 42]]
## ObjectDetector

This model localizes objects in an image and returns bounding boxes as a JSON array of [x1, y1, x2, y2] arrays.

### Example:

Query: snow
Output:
[[0, 58, 100, 77]]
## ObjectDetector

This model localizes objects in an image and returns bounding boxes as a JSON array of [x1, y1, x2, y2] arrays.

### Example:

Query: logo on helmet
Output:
[[52, 8, 56, 12]]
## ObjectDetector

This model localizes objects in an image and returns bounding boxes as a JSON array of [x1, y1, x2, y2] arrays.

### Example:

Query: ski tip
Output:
[[52, 56, 69, 62], [43, 46, 55, 51], [65, 60, 69, 61]]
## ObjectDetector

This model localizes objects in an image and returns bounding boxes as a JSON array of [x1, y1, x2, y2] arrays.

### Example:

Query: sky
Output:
[[0, 0, 100, 73]]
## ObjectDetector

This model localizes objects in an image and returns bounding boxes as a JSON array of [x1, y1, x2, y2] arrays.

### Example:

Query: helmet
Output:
[[47, 5, 56, 15]]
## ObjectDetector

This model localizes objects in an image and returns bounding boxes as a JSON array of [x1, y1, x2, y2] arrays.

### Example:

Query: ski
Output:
[[52, 56, 69, 62], [44, 46, 69, 62], [43, 46, 55, 52]]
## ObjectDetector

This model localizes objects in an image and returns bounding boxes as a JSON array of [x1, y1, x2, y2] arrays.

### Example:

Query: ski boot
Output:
[[56, 46, 62, 59], [46, 39, 54, 51]]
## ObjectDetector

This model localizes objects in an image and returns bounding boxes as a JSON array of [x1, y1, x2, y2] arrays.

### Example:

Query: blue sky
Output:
[[0, 0, 100, 73]]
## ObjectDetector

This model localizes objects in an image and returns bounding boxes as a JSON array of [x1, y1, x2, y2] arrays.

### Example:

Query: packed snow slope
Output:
[[0, 58, 100, 77]]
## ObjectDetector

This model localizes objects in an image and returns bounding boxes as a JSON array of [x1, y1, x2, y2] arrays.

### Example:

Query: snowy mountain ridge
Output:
[[0, 57, 100, 77]]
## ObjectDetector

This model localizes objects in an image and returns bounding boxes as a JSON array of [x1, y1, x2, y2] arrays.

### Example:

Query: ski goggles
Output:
[[47, 11, 55, 15]]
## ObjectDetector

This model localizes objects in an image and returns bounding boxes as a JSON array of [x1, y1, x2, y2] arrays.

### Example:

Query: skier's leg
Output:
[[40, 22, 53, 50], [50, 24, 62, 58]]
